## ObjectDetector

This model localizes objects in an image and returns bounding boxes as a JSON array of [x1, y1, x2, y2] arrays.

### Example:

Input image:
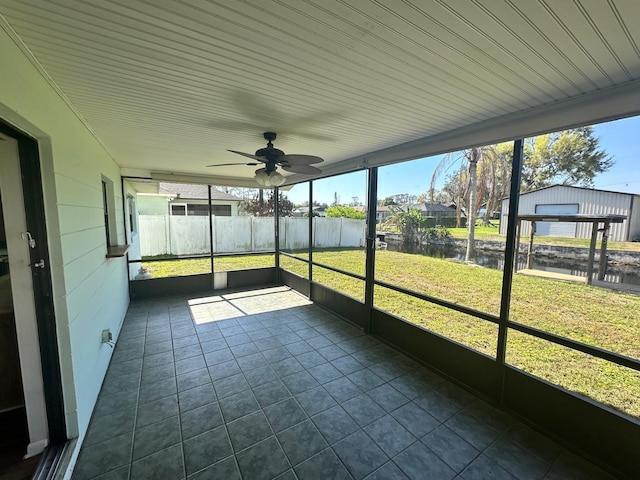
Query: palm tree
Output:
[[466, 148, 479, 261], [383, 206, 429, 247], [430, 146, 507, 261]]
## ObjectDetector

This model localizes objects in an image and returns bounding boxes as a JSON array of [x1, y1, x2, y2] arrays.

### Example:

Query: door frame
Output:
[[0, 120, 66, 445]]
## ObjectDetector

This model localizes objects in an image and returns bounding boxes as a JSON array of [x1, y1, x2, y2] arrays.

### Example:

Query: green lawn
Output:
[[142, 255, 275, 277], [447, 225, 640, 252], [142, 250, 640, 419]]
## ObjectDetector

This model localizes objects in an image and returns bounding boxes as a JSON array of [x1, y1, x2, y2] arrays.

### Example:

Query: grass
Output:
[[447, 225, 640, 252], [141, 249, 640, 419], [142, 255, 275, 277]]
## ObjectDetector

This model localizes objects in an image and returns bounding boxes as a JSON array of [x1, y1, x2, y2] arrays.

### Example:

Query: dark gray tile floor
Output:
[[72, 286, 619, 480]]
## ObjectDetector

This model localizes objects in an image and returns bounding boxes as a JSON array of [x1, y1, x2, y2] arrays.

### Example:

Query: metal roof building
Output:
[[500, 185, 640, 241]]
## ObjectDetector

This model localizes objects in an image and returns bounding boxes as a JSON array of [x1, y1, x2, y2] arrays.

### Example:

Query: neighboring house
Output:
[[377, 203, 460, 224], [376, 205, 392, 222], [500, 185, 640, 241], [292, 205, 327, 217], [138, 183, 242, 216], [420, 203, 459, 223]]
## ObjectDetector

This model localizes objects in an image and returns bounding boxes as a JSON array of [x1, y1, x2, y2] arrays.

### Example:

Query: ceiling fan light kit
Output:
[[209, 132, 324, 186], [254, 167, 285, 187]]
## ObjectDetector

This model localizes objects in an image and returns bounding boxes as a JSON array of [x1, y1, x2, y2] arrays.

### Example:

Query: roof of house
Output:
[[422, 203, 457, 212], [158, 183, 242, 201], [506, 184, 639, 200], [293, 206, 327, 212], [376, 203, 458, 214]]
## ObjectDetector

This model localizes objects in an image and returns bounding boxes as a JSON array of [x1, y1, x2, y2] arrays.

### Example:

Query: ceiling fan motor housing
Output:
[[223, 131, 323, 177], [255, 146, 284, 159], [256, 132, 283, 166]]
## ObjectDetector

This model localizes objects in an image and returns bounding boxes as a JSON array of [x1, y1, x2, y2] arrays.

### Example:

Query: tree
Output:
[[521, 126, 612, 191], [417, 189, 449, 204], [326, 205, 366, 219], [430, 127, 612, 262], [244, 191, 293, 216], [383, 206, 430, 244], [379, 196, 397, 206], [431, 147, 502, 260], [221, 186, 257, 202]]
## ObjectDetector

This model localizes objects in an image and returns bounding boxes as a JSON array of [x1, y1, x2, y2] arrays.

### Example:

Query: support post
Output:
[[598, 221, 610, 281], [526, 221, 536, 269], [364, 167, 378, 334], [274, 187, 280, 283], [208, 185, 215, 289], [308, 181, 313, 289], [497, 139, 524, 398], [586, 220, 598, 284], [514, 220, 521, 273]]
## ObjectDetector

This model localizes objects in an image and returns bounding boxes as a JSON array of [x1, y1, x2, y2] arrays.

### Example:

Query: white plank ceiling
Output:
[[1, 0, 640, 185]]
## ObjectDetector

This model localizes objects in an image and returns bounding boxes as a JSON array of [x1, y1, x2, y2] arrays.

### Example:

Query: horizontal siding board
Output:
[[54, 172, 101, 208], [67, 255, 128, 324], [57, 204, 105, 236], [60, 227, 106, 265]]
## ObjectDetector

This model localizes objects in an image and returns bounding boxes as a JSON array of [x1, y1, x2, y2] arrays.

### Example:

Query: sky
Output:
[[284, 115, 640, 206]]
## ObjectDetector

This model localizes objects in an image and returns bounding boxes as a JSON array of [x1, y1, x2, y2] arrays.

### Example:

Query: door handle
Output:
[[29, 260, 45, 269], [21, 232, 36, 248]]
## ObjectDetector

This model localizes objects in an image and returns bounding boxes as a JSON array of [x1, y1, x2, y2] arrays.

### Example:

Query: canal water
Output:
[[386, 241, 640, 286]]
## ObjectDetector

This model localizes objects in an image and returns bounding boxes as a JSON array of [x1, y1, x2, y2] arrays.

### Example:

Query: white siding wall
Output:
[[1, 25, 129, 455], [500, 186, 635, 241]]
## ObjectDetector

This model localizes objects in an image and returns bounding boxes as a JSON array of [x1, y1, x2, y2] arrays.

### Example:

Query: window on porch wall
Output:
[[311, 172, 367, 302], [131, 182, 208, 279], [213, 186, 274, 272], [278, 182, 309, 278], [373, 153, 505, 357], [505, 119, 640, 421]]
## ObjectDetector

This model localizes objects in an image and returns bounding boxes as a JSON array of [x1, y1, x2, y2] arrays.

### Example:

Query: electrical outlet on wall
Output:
[[101, 329, 113, 344]]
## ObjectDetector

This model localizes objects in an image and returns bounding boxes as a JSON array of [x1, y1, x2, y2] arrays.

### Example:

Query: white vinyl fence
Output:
[[138, 215, 365, 257]]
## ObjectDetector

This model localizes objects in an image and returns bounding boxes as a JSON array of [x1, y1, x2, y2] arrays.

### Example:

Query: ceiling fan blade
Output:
[[227, 150, 267, 162], [206, 162, 260, 167], [281, 164, 323, 175], [280, 154, 324, 165]]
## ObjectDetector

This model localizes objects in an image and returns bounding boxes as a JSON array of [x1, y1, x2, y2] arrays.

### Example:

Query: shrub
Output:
[[326, 205, 366, 219], [425, 226, 451, 240]]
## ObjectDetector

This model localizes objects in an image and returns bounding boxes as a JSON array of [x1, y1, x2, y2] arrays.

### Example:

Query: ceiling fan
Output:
[[207, 132, 323, 186]]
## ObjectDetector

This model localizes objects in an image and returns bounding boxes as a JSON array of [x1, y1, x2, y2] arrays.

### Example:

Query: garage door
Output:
[[534, 204, 579, 237]]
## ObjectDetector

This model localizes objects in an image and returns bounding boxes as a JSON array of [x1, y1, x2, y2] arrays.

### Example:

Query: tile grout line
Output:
[[81, 291, 605, 480], [125, 309, 149, 480], [199, 307, 254, 479], [171, 307, 189, 480]]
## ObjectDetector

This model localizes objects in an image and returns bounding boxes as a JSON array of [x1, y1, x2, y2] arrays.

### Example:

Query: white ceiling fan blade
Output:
[[227, 150, 267, 162], [281, 164, 323, 174], [206, 162, 260, 167], [280, 154, 324, 165]]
